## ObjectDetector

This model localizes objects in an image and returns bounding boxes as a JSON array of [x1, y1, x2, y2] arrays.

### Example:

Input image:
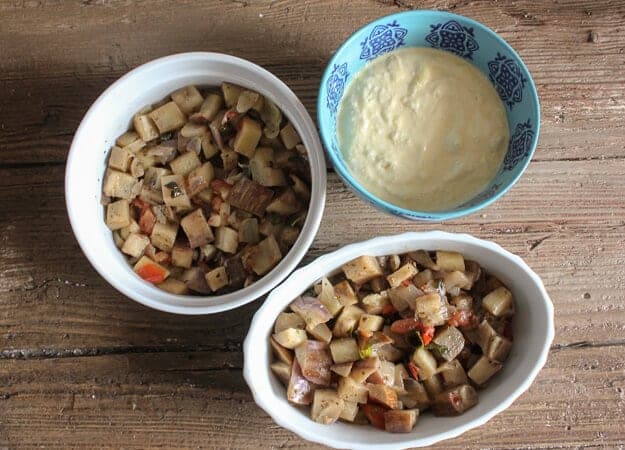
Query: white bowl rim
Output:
[[65, 52, 326, 315], [243, 231, 554, 449]]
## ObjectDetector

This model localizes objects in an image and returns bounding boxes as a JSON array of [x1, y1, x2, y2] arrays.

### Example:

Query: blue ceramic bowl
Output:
[[318, 10, 540, 221]]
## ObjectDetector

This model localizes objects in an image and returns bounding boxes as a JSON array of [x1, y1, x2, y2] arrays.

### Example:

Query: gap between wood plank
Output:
[[2, 338, 624, 361]]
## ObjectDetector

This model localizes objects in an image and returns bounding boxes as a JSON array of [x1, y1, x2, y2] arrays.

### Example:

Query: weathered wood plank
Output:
[[1, 161, 624, 351], [0, 345, 623, 449], [2, 0, 625, 164]]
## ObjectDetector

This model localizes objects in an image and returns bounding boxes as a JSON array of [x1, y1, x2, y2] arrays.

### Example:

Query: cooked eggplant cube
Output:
[[273, 328, 307, 349], [228, 178, 274, 217], [329, 338, 360, 364], [181, 267, 211, 294], [436, 251, 465, 271], [116, 130, 140, 147], [143, 166, 171, 191], [198, 94, 223, 122], [179, 122, 207, 138], [221, 82, 243, 108], [388, 284, 420, 312], [358, 314, 385, 333], [121, 233, 150, 258], [432, 384, 478, 416], [350, 356, 380, 383], [180, 209, 213, 248], [468, 356, 502, 386], [339, 401, 359, 422], [384, 409, 418, 433], [482, 286, 514, 317], [270, 361, 292, 386], [274, 312, 305, 333], [220, 147, 238, 170], [422, 374, 444, 398], [133, 114, 159, 142], [214, 226, 239, 254], [171, 85, 203, 115], [160, 174, 191, 208], [103, 169, 141, 200], [341, 256, 384, 284], [361, 293, 390, 314], [294, 340, 333, 386], [308, 323, 332, 344], [333, 305, 365, 337], [311, 389, 344, 425], [122, 138, 146, 154], [238, 218, 259, 244], [150, 222, 178, 252], [439, 360, 468, 388], [317, 277, 342, 317], [432, 326, 465, 361], [251, 164, 287, 187], [236, 90, 261, 113], [242, 235, 282, 275], [266, 188, 301, 215], [186, 162, 214, 197], [170, 151, 201, 176], [331, 362, 354, 378], [367, 383, 399, 409], [476, 319, 499, 353], [279, 122, 302, 149], [338, 376, 369, 404], [157, 278, 189, 295], [270, 336, 294, 365], [233, 117, 262, 158], [387, 263, 418, 288], [444, 270, 473, 290], [399, 379, 430, 411], [414, 293, 448, 327], [487, 335, 512, 362], [334, 280, 359, 307], [148, 101, 186, 134], [205, 266, 228, 292], [411, 347, 437, 380], [287, 360, 314, 405], [105, 199, 130, 230], [108, 146, 133, 172], [290, 296, 332, 330], [171, 245, 193, 268]]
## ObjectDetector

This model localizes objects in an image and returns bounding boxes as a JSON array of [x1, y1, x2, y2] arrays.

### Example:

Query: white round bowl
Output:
[[65, 52, 326, 314], [243, 231, 554, 449]]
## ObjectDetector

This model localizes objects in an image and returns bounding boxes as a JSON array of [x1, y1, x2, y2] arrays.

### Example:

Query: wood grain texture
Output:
[[1, 0, 625, 448], [1, 345, 624, 448], [2, 0, 625, 165]]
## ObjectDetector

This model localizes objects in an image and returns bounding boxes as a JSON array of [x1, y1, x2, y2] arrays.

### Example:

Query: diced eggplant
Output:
[[339, 401, 359, 422], [150, 222, 178, 252], [121, 233, 150, 258], [432, 326, 465, 361], [290, 174, 310, 200], [295, 340, 333, 386], [241, 234, 282, 275], [341, 256, 384, 284], [170, 151, 201, 176], [106, 199, 131, 230], [329, 338, 360, 364], [384, 409, 418, 433], [387, 263, 418, 288], [181, 267, 211, 294], [270, 361, 291, 386], [266, 188, 301, 215], [432, 384, 478, 416], [171, 245, 193, 269], [413, 269, 434, 288], [270, 336, 294, 365], [333, 305, 365, 338], [259, 97, 282, 138], [482, 286, 514, 317], [476, 319, 499, 354], [223, 255, 247, 289], [149, 101, 186, 134], [350, 356, 380, 384], [361, 293, 390, 314], [171, 85, 204, 115], [214, 226, 239, 254], [221, 82, 243, 108], [317, 277, 342, 317], [311, 389, 344, 425], [308, 323, 332, 344], [287, 360, 314, 405], [274, 312, 305, 333], [205, 266, 228, 292], [161, 174, 191, 208], [180, 209, 213, 248], [333, 280, 359, 307], [399, 378, 430, 411], [338, 376, 369, 404], [438, 360, 468, 388], [273, 328, 307, 349], [108, 146, 133, 172], [116, 131, 140, 147], [411, 347, 437, 380], [157, 278, 189, 295], [374, 344, 403, 363], [468, 356, 502, 386], [195, 94, 223, 122], [388, 284, 421, 312], [358, 314, 385, 333], [236, 90, 262, 113], [186, 162, 214, 197], [228, 177, 274, 217], [233, 117, 262, 158], [436, 251, 465, 272], [408, 250, 439, 271], [133, 114, 159, 142], [487, 335, 512, 362], [444, 270, 473, 290], [103, 169, 141, 200], [279, 122, 302, 149], [422, 374, 444, 398], [290, 296, 332, 330], [331, 362, 353, 378], [238, 217, 259, 244], [414, 293, 449, 327], [367, 383, 399, 409]]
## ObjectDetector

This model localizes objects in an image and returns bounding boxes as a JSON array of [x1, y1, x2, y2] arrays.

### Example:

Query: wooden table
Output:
[[1, 0, 624, 448]]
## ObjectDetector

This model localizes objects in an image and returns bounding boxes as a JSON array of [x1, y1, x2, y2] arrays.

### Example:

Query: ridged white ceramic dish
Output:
[[244, 231, 553, 449], [66, 52, 326, 314]]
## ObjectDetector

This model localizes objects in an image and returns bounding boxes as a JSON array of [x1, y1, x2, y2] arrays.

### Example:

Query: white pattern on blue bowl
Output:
[[318, 11, 540, 221]]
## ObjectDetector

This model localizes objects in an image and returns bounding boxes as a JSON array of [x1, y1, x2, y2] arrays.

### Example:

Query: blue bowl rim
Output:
[[317, 10, 541, 221]]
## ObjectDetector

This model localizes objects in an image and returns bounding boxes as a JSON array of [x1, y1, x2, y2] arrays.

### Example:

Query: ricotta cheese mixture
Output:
[[337, 47, 510, 212]]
